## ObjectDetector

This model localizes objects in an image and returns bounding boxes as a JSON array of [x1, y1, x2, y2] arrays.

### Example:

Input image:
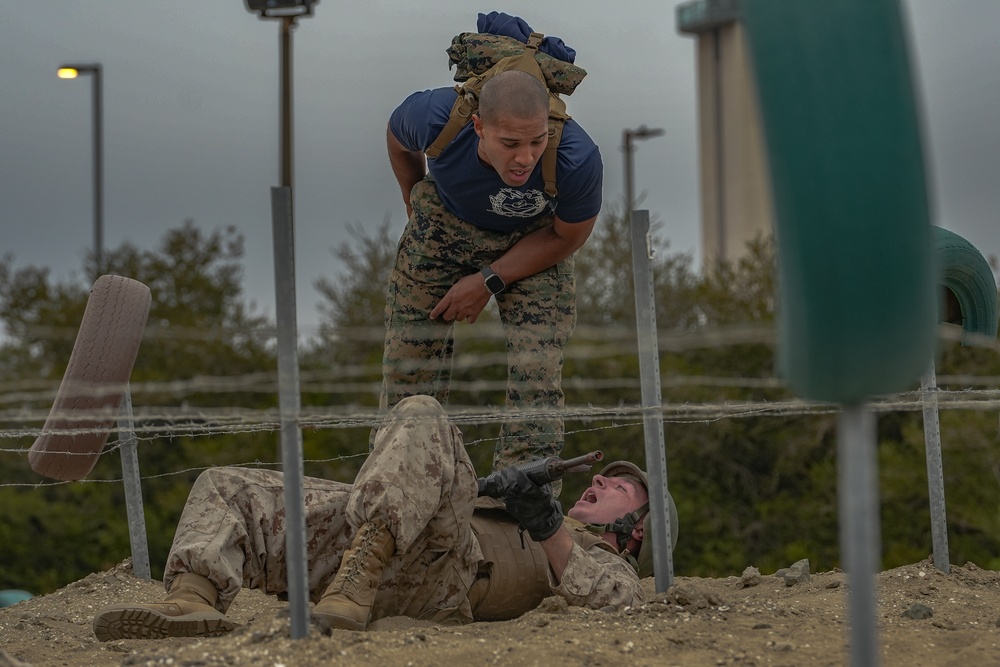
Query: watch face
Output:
[[485, 273, 505, 294]]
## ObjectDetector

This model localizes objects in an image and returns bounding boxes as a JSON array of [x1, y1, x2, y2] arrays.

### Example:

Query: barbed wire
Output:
[[3, 382, 996, 490], [3, 323, 996, 404], [4, 386, 1000, 446], [9, 319, 997, 350], [0, 420, 639, 489], [3, 321, 998, 491]]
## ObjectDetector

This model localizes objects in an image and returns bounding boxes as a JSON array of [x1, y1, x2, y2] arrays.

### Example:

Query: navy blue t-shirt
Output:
[[389, 87, 603, 231]]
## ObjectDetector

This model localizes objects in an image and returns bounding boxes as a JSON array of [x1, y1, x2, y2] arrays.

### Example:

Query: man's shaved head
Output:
[[478, 70, 549, 124]]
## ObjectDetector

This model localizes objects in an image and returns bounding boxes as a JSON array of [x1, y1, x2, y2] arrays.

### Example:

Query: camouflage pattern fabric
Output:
[[554, 520, 645, 609], [165, 395, 481, 623], [163, 396, 642, 620], [445, 32, 587, 95], [380, 178, 577, 471]]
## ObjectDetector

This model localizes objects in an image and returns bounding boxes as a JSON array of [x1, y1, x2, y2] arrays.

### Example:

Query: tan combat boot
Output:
[[313, 520, 395, 632], [92, 572, 235, 641]]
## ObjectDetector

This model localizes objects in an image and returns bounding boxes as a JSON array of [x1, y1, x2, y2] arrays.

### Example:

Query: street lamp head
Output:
[[244, 0, 318, 18], [57, 64, 100, 78], [631, 125, 666, 140], [622, 124, 666, 151]]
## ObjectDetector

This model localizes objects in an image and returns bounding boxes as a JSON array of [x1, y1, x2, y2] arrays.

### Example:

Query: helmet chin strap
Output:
[[584, 502, 649, 553]]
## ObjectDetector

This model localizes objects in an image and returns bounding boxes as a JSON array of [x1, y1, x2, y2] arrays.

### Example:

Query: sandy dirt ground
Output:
[[2, 558, 1000, 667]]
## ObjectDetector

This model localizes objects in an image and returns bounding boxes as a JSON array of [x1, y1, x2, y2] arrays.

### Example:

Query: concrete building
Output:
[[677, 0, 773, 267]]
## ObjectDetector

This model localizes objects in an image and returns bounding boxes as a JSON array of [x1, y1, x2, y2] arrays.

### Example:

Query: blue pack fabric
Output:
[[477, 11, 577, 63]]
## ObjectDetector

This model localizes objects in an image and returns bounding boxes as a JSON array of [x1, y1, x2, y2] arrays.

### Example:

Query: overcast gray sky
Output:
[[2, 1, 998, 334]]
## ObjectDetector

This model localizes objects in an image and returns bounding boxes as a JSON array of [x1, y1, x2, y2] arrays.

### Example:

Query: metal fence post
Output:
[[271, 185, 310, 638], [118, 384, 150, 580], [921, 361, 950, 573], [629, 209, 675, 592]]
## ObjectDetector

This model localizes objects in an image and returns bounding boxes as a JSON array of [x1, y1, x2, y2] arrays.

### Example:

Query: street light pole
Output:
[[622, 125, 665, 223], [244, 0, 318, 640], [280, 17, 294, 190], [621, 124, 672, 591], [623, 130, 634, 222], [57, 63, 103, 278]]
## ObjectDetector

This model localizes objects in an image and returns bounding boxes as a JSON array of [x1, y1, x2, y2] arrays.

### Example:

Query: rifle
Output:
[[477, 450, 604, 498]]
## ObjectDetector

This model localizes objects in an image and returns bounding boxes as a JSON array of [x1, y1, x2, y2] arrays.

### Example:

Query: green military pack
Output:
[[425, 31, 588, 198]]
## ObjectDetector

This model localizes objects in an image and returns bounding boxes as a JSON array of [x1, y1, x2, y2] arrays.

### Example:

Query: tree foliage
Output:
[[310, 218, 397, 371]]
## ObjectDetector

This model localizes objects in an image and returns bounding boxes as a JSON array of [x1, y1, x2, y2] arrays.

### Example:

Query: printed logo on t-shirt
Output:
[[488, 189, 548, 218]]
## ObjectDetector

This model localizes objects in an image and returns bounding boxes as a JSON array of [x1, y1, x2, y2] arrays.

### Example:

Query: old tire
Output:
[[933, 226, 998, 339], [28, 275, 151, 481]]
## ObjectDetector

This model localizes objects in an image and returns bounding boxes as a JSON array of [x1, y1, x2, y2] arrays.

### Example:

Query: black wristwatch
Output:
[[481, 266, 506, 296]]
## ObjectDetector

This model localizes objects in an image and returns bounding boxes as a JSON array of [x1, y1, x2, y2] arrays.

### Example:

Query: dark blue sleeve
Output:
[[388, 88, 457, 152], [555, 145, 604, 223]]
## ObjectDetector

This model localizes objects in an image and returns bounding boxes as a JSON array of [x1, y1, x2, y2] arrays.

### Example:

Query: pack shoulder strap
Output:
[[425, 32, 568, 198]]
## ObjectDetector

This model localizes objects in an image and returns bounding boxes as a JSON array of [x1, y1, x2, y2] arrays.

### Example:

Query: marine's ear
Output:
[[631, 516, 645, 543]]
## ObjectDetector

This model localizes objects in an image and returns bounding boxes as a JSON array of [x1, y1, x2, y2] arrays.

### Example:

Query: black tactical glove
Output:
[[496, 466, 564, 542]]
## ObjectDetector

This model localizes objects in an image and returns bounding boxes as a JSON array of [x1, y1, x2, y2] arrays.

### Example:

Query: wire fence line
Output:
[[2, 320, 997, 494], [0, 420, 636, 489], [0, 325, 775, 395], [1, 321, 691, 345], [4, 386, 1000, 445], [2, 322, 994, 402], [0, 373, 761, 404], [6, 370, 1000, 409], [10, 318, 996, 348]]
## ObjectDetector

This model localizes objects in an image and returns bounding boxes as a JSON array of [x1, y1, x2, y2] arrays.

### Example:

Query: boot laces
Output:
[[340, 525, 381, 589]]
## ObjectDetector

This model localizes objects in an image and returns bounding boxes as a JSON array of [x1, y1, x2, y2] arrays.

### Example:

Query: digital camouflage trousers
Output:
[[380, 177, 577, 471], [164, 395, 482, 624]]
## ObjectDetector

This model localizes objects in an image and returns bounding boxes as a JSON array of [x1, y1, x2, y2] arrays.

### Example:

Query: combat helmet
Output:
[[593, 460, 679, 578]]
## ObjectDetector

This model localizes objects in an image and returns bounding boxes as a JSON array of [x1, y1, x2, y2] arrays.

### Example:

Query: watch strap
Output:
[[480, 266, 506, 295]]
